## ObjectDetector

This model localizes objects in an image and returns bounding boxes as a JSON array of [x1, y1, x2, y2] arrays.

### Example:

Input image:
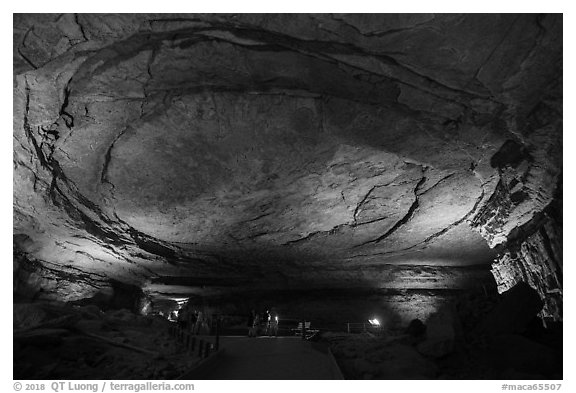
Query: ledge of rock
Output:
[[13, 14, 562, 323]]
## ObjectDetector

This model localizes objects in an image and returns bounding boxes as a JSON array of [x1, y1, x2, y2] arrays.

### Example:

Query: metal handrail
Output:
[[169, 315, 222, 359]]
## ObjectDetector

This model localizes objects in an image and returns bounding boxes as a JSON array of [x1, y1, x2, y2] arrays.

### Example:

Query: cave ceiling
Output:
[[13, 14, 562, 301]]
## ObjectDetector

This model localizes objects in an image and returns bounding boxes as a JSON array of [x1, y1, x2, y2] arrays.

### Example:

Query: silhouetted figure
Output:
[[177, 307, 187, 330], [267, 308, 279, 336], [194, 311, 204, 335], [189, 309, 197, 333], [250, 312, 261, 337]]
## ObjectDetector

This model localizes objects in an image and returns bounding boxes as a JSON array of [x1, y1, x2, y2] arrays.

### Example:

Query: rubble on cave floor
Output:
[[322, 283, 562, 380], [13, 302, 201, 379]]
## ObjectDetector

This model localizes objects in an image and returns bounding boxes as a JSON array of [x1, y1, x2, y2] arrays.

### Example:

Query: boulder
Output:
[[14, 303, 48, 330], [417, 306, 459, 358], [476, 282, 543, 336], [405, 318, 426, 337]]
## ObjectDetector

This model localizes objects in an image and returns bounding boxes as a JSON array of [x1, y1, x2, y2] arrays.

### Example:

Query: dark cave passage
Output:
[[13, 13, 562, 380]]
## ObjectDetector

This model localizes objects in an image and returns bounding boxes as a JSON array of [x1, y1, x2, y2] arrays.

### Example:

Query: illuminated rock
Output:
[[13, 14, 562, 315]]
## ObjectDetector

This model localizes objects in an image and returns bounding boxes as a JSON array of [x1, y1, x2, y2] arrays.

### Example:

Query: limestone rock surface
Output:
[[13, 14, 562, 306]]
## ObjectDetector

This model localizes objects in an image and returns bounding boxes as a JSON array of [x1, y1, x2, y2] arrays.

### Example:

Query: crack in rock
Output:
[[355, 172, 428, 247]]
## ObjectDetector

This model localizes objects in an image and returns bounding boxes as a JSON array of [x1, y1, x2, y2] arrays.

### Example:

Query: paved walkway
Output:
[[196, 336, 342, 379]]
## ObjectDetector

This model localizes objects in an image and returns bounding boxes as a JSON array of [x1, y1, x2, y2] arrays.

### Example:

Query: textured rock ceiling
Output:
[[13, 14, 562, 302]]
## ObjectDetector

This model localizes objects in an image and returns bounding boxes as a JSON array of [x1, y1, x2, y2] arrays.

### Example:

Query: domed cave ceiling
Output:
[[13, 14, 562, 318]]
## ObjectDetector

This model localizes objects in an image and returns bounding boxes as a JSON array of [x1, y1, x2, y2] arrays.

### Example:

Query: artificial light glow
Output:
[[368, 318, 380, 326]]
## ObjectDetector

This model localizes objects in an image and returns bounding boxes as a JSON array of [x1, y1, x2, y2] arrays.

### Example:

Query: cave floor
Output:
[[195, 336, 341, 380]]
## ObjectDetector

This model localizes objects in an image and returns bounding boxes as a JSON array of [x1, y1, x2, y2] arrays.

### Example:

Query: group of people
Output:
[[248, 308, 279, 337], [177, 303, 210, 335]]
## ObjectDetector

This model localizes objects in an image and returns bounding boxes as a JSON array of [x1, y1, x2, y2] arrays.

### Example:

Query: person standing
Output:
[[248, 309, 258, 337], [268, 308, 279, 337], [189, 309, 198, 335], [194, 310, 203, 335], [264, 310, 271, 335], [252, 312, 261, 337], [178, 306, 188, 330]]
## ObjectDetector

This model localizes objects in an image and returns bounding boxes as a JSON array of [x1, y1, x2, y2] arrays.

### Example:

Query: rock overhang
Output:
[[13, 14, 562, 303]]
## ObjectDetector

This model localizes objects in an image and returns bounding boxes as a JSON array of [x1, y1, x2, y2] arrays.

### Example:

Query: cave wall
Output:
[[469, 61, 563, 321], [491, 202, 562, 321], [13, 14, 562, 313]]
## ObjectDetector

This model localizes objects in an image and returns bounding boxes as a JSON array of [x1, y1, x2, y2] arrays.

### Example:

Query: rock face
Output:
[[13, 14, 562, 316], [490, 202, 562, 321]]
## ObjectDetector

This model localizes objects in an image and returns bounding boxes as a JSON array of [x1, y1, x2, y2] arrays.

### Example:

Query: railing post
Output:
[[198, 340, 205, 357]]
